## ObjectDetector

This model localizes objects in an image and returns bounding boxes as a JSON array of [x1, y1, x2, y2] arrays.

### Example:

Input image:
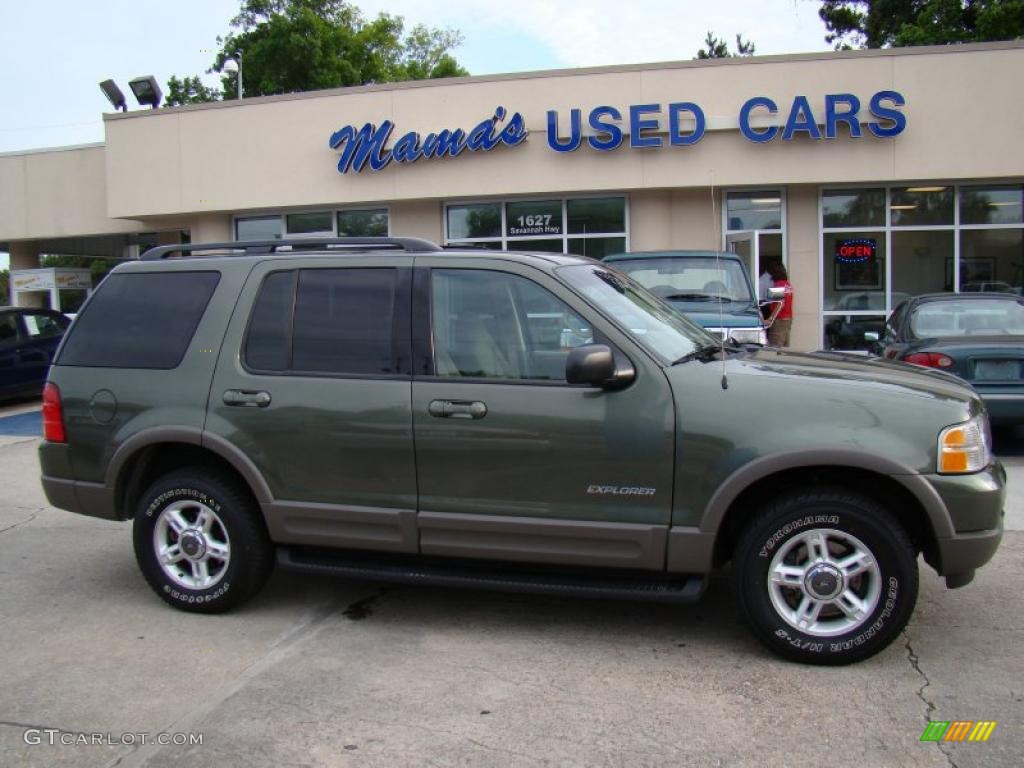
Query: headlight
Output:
[[937, 415, 991, 474], [728, 327, 767, 346]]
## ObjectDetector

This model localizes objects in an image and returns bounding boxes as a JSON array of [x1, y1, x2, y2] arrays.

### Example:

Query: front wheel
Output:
[[133, 468, 273, 613], [732, 488, 918, 665]]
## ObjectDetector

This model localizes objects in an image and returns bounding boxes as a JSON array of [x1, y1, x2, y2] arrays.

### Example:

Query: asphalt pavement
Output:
[[0, 404, 1022, 767]]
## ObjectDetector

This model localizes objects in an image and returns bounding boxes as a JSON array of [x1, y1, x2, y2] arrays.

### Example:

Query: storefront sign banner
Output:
[[328, 106, 527, 174], [328, 91, 906, 174]]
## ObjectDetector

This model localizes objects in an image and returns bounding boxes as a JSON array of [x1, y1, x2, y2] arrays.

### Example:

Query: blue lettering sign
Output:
[[629, 104, 662, 148], [328, 106, 528, 174], [668, 102, 705, 146], [587, 106, 623, 151], [547, 109, 582, 152], [825, 94, 862, 139], [867, 90, 907, 138], [782, 96, 822, 141], [330, 93, 907, 173], [739, 97, 779, 143]]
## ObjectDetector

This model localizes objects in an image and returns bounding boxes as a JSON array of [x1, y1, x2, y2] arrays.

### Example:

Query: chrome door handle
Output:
[[428, 399, 487, 419], [223, 389, 271, 407]]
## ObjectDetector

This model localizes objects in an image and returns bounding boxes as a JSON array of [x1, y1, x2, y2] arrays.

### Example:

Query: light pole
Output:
[[223, 51, 243, 100]]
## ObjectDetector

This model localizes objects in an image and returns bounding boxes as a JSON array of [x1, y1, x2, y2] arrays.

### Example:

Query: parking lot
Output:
[[1, 401, 1022, 768]]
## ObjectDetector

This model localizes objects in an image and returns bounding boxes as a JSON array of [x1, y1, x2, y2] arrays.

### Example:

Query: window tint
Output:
[[431, 270, 595, 381], [58, 272, 220, 368], [21, 312, 69, 339], [292, 269, 400, 375], [285, 211, 333, 235], [337, 209, 389, 236], [245, 271, 296, 371], [0, 313, 19, 347]]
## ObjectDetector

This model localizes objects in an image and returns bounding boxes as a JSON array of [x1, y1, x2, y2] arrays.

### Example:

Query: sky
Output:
[[0, 0, 831, 268]]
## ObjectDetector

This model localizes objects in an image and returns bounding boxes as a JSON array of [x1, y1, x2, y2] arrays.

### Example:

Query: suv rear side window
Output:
[[245, 268, 407, 376], [58, 272, 220, 369]]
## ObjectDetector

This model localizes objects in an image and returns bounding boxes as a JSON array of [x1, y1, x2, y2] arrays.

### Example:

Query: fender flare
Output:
[[699, 449, 954, 539], [105, 427, 274, 507]]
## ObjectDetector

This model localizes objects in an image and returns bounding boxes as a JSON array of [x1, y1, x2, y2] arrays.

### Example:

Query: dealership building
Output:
[[1, 40, 1022, 351]]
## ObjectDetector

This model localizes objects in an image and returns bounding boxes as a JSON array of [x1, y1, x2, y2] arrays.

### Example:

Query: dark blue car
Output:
[[0, 307, 71, 400]]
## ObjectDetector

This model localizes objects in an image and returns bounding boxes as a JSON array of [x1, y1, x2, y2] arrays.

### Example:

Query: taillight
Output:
[[903, 352, 954, 369], [42, 382, 66, 443]]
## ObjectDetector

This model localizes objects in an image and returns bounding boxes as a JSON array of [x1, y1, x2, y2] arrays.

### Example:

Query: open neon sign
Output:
[[836, 238, 877, 263]]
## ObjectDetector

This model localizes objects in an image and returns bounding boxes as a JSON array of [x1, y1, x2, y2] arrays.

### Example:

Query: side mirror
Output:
[[766, 286, 787, 300], [566, 344, 629, 388]]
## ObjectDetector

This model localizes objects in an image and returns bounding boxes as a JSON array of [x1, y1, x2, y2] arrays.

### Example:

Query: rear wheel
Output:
[[732, 487, 918, 665], [133, 468, 273, 613]]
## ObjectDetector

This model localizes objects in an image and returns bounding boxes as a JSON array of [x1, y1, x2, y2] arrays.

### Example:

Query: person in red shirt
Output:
[[766, 262, 794, 347]]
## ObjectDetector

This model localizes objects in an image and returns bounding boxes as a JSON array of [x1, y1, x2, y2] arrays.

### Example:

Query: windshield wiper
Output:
[[671, 340, 745, 366], [671, 344, 721, 365], [662, 292, 725, 302]]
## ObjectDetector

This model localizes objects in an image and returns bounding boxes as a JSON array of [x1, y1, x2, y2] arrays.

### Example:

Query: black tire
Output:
[[732, 487, 918, 665], [133, 467, 274, 613]]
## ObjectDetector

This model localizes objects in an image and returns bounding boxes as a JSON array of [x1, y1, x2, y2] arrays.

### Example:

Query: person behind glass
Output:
[[766, 262, 793, 347]]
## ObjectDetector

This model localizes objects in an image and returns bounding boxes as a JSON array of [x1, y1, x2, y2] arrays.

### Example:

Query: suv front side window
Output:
[[431, 269, 595, 381]]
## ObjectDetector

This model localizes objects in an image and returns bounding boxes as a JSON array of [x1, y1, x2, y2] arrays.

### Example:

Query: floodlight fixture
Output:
[[223, 51, 243, 100], [128, 76, 163, 109], [99, 79, 127, 112]]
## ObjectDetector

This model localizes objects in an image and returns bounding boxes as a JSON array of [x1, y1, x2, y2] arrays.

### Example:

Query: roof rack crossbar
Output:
[[141, 236, 442, 260]]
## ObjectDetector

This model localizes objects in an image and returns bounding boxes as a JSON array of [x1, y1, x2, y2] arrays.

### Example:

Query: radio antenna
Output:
[[710, 170, 728, 390]]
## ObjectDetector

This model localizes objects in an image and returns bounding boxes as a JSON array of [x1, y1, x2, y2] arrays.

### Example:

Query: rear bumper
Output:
[[40, 475, 118, 521]]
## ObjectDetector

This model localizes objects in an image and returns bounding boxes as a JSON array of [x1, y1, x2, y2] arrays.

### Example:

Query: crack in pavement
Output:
[[904, 630, 959, 768], [0, 509, 41, 535]]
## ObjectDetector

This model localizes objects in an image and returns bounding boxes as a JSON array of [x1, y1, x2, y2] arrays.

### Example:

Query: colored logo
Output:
[[920, 721, 997, 742]]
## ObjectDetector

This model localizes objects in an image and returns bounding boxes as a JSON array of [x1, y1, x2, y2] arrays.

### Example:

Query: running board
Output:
[[278, 547, 706, 604]]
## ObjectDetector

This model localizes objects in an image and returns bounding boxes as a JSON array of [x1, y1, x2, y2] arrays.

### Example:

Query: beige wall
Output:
[[786, 185, 822, 351], [100, 43, 1024, 222], [0, 146, 143, 241]]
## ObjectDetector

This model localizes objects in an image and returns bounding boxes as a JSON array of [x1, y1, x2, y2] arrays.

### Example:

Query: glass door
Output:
[[727, 232, 761, 297]]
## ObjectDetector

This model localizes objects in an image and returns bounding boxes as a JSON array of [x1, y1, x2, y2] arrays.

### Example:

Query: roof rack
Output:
[[140, 236, 442, 260]]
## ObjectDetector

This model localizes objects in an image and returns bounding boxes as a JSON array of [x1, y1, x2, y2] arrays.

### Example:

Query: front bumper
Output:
[[921, 461, 1006, 586]]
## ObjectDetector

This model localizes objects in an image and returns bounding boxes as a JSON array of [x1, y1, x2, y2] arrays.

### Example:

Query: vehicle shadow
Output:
[[251, 565, 765, 659]]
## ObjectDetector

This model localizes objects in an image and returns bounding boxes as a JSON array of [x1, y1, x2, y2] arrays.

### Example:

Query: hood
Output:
[[725, 348, 978, 403], [669, 301, 761, 329], [664, 348, 982, 478]]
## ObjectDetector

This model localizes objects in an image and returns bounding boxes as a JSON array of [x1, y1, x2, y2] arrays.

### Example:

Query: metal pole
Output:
[[237, 51, 243, 100]]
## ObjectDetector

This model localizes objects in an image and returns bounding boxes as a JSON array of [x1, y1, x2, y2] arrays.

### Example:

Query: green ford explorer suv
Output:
[[39, 237, 1005, 665]]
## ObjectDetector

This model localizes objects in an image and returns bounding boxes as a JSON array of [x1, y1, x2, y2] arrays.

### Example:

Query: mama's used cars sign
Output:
[[328, 91, 906, 175]]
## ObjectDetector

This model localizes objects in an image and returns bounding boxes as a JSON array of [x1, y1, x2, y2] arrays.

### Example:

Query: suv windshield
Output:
[[610, 257, 754, 303], [558, 264, 715, 363]]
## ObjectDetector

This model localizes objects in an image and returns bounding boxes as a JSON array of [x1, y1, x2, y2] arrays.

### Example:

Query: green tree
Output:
[[695, 31, 756, 59], [165, 0, 469, 103], [0, 268, 8, 305], [165, 76, 223, 107], [819, 0, 1024, 49]]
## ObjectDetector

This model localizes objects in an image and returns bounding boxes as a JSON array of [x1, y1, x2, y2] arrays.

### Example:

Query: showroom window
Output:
[[444, 197, 627, 258], [235, 208, 390, 240], [820, 183, 1024, 351]]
